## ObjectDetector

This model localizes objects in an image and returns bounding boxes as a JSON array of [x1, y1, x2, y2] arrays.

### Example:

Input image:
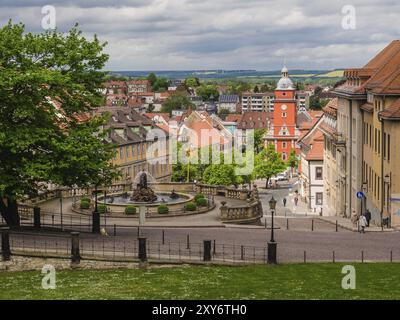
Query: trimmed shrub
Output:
[[184, 202, 197, 211], [80, 199, 90, 209], [125, 205, 137, 215], [81, 197, 91, 203], [97, 204, 108, 214], [196, 197, 208, 207], [194, 194, 205, 202], [157, 204, 169, 214]]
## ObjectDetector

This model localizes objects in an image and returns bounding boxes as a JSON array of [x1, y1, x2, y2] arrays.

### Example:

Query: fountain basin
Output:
[[97, 192, 195, 214]]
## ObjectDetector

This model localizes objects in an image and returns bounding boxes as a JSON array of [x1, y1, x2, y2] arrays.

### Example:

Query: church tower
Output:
[[272, 66, 298, 161]]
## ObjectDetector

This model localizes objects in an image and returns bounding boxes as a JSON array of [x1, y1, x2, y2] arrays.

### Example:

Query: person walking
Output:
[[283, 197, 287, 207], [294, 196, 298, 206], [365, 209, 371, 227], [359, 214, 367, 234]]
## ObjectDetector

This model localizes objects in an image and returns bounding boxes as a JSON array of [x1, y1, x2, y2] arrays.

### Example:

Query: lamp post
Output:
[[267, 196, 277, 264], [59, 190, 64, 231], [384, 174, 391, 229], [92, 185, 100, 234], [361, 181, 367, 217]]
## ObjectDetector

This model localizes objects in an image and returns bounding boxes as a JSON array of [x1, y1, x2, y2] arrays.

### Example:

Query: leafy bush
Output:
[[97, 204, 108, 214], [194, 194, 205, 202], [196, 197, 208, 207], [81, 197, 91, 203], [157, 204, 169, 214], [80, 199, 90, 209], [125, 205, 137, 215], [184, 202, 197, 211]]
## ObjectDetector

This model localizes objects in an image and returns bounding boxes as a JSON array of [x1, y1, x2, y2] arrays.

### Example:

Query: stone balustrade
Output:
[[220, 198, 263, 225]]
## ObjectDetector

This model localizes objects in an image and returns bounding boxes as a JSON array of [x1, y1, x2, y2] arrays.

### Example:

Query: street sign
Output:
[[356, 191, 365, 199]]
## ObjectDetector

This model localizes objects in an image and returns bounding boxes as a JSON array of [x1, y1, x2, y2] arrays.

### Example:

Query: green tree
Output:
[[253, 85, 259, 93], [254, 144, 287, 188], [287, 149, 298, 178], [254, 128, 266, 153], [0, 22, 118, 226], [196, 84, 219, 101], [147, 73, 157, 87], [185, 77, 200, 87], [203, 164, 237, 186], [161, 92, 195, 115], [153, 77, 169, 92]]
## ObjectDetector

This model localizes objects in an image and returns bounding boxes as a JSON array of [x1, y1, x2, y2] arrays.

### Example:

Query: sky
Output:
[[1, 0, 400, 71]]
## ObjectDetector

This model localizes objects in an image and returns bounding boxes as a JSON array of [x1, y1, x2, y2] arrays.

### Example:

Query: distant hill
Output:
[[107, 69, 345, 80]]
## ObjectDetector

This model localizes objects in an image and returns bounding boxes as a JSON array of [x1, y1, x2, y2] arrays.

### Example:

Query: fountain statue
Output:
[[130, 171, 158, 202], [169, 189, 179, 199]]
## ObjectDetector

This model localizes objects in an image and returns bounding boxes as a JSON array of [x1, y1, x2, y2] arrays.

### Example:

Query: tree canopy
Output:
[[161, 92, 195, 115], [254, 144, 287, 188], [0, 22, 118, 226]]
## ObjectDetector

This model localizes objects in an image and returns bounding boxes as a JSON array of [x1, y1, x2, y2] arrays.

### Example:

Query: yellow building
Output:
[[334, 40, 400, 227], [96, 106, 172, 185]]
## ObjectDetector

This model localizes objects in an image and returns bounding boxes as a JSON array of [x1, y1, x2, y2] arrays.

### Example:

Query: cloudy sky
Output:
[[1, 0, 400, 70]]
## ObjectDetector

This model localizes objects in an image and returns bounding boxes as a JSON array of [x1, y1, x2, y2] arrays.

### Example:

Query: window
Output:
[[282, 142, 287, 149], [282, 153, 287, 161], [282, 112, 287, 118], [120, 147, 124, 159], [388, 134, 391, 161], [316, 192, 323, 206], [315, 167, 323, 180]]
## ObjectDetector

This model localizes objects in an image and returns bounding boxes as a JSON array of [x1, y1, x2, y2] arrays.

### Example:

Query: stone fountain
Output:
[[130, 171, 158, 203]]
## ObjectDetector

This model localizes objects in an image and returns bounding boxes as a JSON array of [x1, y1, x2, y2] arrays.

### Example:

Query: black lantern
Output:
[[269, 196, 277, 210]]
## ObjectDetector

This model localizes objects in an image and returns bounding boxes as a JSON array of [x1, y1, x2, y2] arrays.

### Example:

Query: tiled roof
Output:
[[379, 98, 400, 120], [225, 114, 242, 122], [323, 98, 338, 117], [237, 111, 273, 129]]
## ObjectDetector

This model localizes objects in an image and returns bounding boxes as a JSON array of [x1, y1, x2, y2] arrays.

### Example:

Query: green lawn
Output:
[[1, 263, 400, 300]]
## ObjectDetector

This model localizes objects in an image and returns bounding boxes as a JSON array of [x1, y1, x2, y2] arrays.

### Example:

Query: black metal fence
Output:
[[6, 232, 267, 264]]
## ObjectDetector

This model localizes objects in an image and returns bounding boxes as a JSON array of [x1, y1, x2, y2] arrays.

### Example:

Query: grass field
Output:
[[1, 263, 400, 300]]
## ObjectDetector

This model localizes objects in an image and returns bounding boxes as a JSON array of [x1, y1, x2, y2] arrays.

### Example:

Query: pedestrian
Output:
[[358, 214, 367, 233], [283, 197, 287, 207], [294, 196, 298, 206], [365, 209, 371, 227]]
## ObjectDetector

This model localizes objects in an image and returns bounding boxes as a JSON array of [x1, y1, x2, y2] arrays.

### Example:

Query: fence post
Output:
[[332, 251, 335, 263], [361, 250, 364, 263], [241, 245, 244, 260], [286, 218, 289, 230], [138, 237, 147, 263], [203, 240, 212, 262], [303, 250, 307, 263], [336, 220, 338, 232], [70, 232, 80, 265], [0, 227, 11, 261], [186, 234, 190, 249], [390, 250, 393, 263], [311, 219, 314, 231], [33, 207, 41, 229], [162, 230, 165, 245], [113, 224, 117, 237], [213, 240, 216, 255]]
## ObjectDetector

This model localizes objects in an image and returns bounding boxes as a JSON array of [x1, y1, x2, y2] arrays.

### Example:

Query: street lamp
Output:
[[267, 196, 277, 264], [92, 185, 100, 234]]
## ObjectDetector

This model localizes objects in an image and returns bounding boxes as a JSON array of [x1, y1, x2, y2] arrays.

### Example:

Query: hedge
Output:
[[194, 194, 205, 202], [97, 204, 108, 214], [81, 197, 91, 203], [184, 202, 197, 211], [196, 197, 208, 207], [157, 204, 169, 214], [125, 205, 137, 215], [80, 199, 90, 209]]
